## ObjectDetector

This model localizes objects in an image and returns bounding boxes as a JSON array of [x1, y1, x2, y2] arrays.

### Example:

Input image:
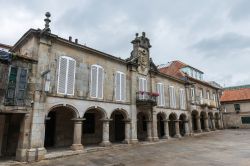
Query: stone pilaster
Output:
[[152, 113, 159, 141], [184, 120, 190, 136], [162, 120, 170, 139], [71, 118, 85, 151], [196, 116, 202, 133], [174, 120, 181, 138], [204, 118, 210, 132], [123, 119, 131, 144], [146, 120, 153, 141], [100, 119, 112, 146]]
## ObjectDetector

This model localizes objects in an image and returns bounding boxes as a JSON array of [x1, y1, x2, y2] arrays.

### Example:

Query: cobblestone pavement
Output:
[[13, 129, 250, 166]]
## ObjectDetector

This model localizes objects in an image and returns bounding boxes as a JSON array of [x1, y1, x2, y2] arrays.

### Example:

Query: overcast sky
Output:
[[1, 0, 250, 87]]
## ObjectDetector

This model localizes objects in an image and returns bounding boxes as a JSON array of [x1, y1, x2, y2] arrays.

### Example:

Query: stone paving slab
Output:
[[3, 129, 250, 166]]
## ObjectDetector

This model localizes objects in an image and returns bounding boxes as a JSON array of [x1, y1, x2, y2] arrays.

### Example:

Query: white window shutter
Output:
[[173, 87, 176, 108], [97, 67, 104, 98], [115, 72, 121, 100], [67, 59, 76, 95], [156, 83, 161, 105], [57, 57, 67, 94], [162, 85, 165, 106], [121, 73, 126, 101], [91, 65, 98, 98]]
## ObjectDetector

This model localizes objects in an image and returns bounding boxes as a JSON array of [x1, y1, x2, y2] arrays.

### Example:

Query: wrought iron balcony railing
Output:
[[136, 91, 158, 106]]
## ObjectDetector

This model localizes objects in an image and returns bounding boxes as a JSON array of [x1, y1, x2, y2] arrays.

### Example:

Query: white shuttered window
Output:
[[139, 78, 147, 99], [115, 71, 126, 101], [57, 56, 76, 95], [179, 89, 185, 109], [156, 83, 165, 106], [90, 65, 104, 99], [169, 86, 176, 108]]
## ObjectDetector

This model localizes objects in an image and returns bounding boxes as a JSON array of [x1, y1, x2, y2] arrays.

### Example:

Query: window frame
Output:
[[90, 64, 104, 99], [115, 71, 126, 101], [156, 83, 165, 106], [179, 88, 185, 110], [57, 56, 76, 96], [169, 86, 176, 108], [138, 77, 147, 99]]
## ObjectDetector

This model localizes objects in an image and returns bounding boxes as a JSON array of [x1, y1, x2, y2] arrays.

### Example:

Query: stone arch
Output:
[[179, 113, 187, 136], [109, 109, 129, 143], [109, 108, 129, 120], [45, 105, 79, 148], [137, 111, 150, 141], [157, 112, 167, 139], [82, 106, 108, 145], [168, 112, 178, 137], [47, 104, 80, 118]]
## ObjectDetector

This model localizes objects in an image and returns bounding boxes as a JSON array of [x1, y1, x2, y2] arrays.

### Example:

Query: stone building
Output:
[[0, 13, 223, 162], [159, 61, 223, 132], [221, 85, 250, 129]]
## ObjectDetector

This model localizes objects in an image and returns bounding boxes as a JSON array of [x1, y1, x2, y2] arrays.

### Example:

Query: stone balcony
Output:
[[190, 97, 217, 108], [136, 91, 158, 107]]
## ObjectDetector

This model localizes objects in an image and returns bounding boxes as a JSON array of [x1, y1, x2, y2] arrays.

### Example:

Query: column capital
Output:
[[174, 120, 181, 122], [162, 119, 169, 122], [100, 118, 113, 122], [71, 118, 86, 122], [123, 118, 132, 123]]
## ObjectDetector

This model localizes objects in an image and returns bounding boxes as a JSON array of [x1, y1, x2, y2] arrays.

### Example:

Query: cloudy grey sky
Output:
[[1, 0, 250, 87]]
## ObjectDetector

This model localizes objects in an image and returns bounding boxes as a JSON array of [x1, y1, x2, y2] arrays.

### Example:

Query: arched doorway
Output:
[[200, 111, 206, 131], [208, 112, 214, 129], [168, 113, 177, 137], [179, 114, 187, 136], [44, 106, 77, 148], [110, 110, 127, 143], [157, 113, 165, 139], [82, 108, 106, 146], [215, 113, 220, 129], [191, 110, 198, 132], [137, 112, 148, 141]]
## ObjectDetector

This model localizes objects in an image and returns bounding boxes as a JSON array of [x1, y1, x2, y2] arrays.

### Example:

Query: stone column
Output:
[[211, 118, 216, 130], [152, 113, 159, 141], [123, 119, 131, 144], [218, 118, 222, 129], [184, 120, 190, 136], [71, 118, 85, 151], [162, 120, 170, 139], [204, 118, 210, 132], [146, 120, 153, 141], [100, 119, 112, 146], [196, 116, 202, 132], [174, 120, 181, 138]]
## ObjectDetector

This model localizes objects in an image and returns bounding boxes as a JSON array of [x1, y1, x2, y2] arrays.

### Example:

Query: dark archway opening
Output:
[[82, 109, 104, 146], [168, 114, 176, 137], [0, 114, 23, 158], [137, 112, 148, 141], [208, 113, 213, 129], [157, 113, 165, 138], [110, 111, 125, 143], [191, 111, 198, 131], [200, 112, 206, 130], [44, 106, 75, 148], [179, 114, 186, 136]]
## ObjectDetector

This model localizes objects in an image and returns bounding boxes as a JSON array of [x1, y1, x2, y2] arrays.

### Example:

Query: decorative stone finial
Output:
[[44, 12, 51, 33], [135, 33, 139, 37], [142, 32, 146, 37]]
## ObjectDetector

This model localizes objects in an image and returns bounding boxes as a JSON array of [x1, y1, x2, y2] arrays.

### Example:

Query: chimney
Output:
[[75, 39, 78, 44], [69, 36, 72, 42]]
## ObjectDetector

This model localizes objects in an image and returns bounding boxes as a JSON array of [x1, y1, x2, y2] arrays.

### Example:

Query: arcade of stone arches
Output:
[[44, 105, 223, 150]]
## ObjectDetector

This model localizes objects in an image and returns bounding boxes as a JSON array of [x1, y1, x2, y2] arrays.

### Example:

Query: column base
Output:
[[204, 128, 210, 132], [16, 148, 27, 162], [153, 137, 159, 141], [37, 148, 46, 161], [71, 144, 84, 151], [122, 139, 130, 144], [26, 148, 36, 162], [162, 135, 170, 139], [196, 129, 202, 133], [130, 139, 139, 144], [100, 141, 111, 147], [174, 134, 181, 138], [146, 137, 153, 142]]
